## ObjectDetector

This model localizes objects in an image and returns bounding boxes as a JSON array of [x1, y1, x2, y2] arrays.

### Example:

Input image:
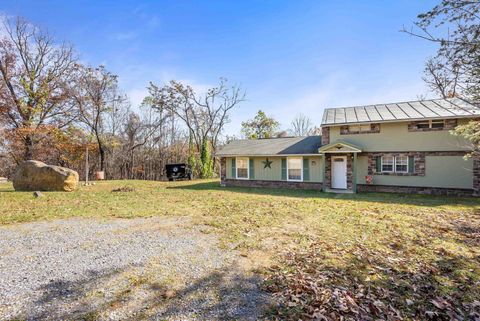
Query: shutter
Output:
[[249, 158, 254, 179], [303, 158, 309, 181], [375, 156, 381, 173], [231, 158, 236, 178], [408, 156, 415, 173], [281, 158, 287, 180]]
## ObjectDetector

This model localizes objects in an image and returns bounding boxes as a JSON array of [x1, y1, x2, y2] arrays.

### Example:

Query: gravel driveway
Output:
[[0, 217, 270, 320]]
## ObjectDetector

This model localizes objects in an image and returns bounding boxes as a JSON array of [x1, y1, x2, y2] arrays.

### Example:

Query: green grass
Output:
[[1, 179, 480, 319]]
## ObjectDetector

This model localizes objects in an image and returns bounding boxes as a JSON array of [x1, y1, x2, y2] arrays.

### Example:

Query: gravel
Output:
[[0, 217, 270, 320]]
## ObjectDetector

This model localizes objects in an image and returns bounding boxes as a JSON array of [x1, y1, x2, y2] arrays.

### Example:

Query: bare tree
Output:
[[402, 1, 480, 100], [405, 1, 480, 158], [147, 78, 245, 178], [72, 65, 123, 174], [290, 113, 313, 136], [423, 57, 461, 99], [0, 17, 77, 160]]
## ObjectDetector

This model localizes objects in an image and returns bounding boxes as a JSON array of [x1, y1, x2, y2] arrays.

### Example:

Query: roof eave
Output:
[[321, 114, 480, 127], [215, 153, 322, 157]]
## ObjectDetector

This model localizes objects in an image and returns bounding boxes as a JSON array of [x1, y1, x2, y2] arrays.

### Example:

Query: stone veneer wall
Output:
[[357, 184, 474, 197], [367, 152, 426, 176], [324, 153, 353, 190], [222, 178, 323, 190], [321, 127, 330, 145]]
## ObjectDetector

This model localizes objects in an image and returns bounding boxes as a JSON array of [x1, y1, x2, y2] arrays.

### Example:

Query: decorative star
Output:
[[262, 158, 273, 169]]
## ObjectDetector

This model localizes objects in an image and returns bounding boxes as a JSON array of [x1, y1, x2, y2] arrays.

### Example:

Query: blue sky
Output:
[[2, 0, 439, 135]]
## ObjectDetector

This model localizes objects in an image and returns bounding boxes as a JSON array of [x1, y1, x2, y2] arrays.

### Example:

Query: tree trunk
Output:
[[99, 145, 106, 172], [23, 134, 34, 160]]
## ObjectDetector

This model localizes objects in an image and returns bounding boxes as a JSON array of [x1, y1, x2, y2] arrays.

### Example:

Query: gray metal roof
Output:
[[216, 136, 321, 156], [321, 98, 480, 126]]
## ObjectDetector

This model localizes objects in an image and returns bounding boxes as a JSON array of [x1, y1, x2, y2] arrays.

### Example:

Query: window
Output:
[[236, 157, 249, 179], [416, 121, 430, 129], [395, 156, 408, 173], [349, 124, 371, 132], [416, 120, 445, 129], [287, 157, 303, 181], [431, 120, 445, 129], [381, 156, 394, 172], [380, 155, 410, 173]]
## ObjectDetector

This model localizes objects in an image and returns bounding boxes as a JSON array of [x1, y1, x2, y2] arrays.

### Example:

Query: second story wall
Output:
[[328, 118, 471, 152]]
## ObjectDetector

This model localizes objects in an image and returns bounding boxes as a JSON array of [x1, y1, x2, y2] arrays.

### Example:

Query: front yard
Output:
[[1, 180, 480, 320]]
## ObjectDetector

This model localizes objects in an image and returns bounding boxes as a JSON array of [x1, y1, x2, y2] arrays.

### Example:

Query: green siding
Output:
[[329, 119, 471, 152], [308, 157, 323, 182], [281, 158, 287, 180], [249, 158, 254, 179], [355, 155, 473, 189], [303, 158, 310, 181], [231, 158, 236, 178], [225, 156, 323, 182], [408, 156, 414, 173], [226, 157, 233, 179], [356, 156, 369, 184]]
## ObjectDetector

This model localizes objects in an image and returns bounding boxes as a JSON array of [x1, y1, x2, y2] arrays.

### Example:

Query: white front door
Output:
[[331, 156, 347, 189]]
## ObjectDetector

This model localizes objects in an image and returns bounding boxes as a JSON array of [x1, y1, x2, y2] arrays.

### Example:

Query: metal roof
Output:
[[216, 136, 321, 157], [321, 98, 480, 126]]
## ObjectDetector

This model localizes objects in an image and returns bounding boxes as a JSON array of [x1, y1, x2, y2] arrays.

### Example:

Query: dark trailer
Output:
[[165, 163, 192, 181]]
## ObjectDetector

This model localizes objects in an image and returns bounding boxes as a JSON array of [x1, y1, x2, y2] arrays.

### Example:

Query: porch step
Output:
[[325, 188, 354, 194]]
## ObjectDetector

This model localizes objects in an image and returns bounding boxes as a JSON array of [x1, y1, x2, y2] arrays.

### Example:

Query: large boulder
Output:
[[13, 160, 79, 192]]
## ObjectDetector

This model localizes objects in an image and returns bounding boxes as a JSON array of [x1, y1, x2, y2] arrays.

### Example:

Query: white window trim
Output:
[[286, 156, 303, 182], [381, 156, 394, 173], [236, 157, 249, 180], [395, 156, 409, 173]]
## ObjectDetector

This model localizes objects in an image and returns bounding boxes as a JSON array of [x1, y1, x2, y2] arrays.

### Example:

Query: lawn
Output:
[[1, 179, 480, 320]]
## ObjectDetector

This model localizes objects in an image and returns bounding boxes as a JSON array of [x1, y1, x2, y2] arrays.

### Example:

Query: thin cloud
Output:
[[112, 31, 138, 41]]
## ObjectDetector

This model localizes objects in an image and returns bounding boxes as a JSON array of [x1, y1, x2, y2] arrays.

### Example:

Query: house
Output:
[[216, 98, 480, 196]]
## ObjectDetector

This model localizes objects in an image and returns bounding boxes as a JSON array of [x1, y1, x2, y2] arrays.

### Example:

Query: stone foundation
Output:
[[357, 184, 474, 197], [222, 178, 323, 190]]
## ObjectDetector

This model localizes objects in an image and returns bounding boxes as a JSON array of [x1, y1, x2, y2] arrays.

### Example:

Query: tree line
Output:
[[0, 17, 320, 180], [3, 1, 477, 180], [0, 17, 247, 180]]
